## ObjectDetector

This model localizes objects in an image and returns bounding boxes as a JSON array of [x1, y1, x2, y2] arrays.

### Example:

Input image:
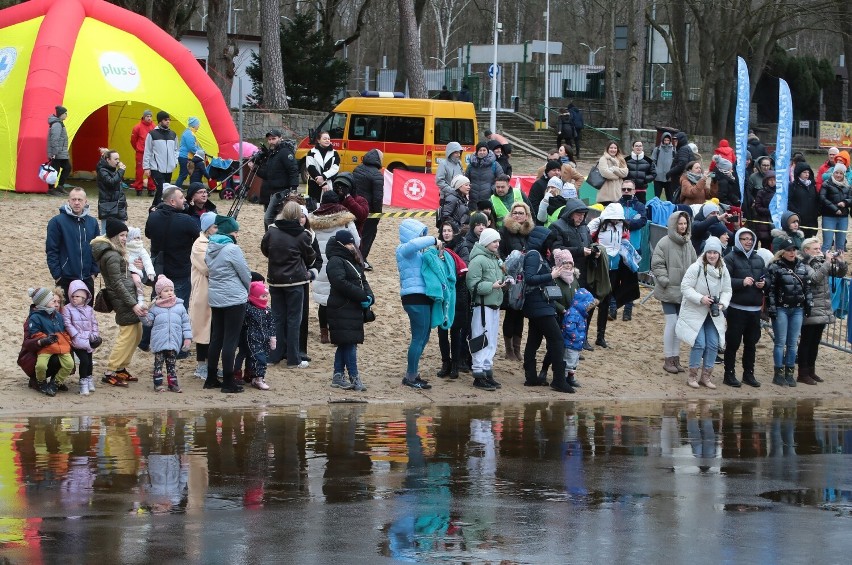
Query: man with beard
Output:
[[255, 129, 300, 225]]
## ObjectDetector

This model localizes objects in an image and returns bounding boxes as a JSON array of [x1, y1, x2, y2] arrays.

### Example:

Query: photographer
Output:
[[254, 129, 300, 222], [676, 237, 732, 389]]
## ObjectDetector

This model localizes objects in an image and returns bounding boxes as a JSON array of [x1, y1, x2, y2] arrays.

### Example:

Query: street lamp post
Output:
[[490, 0, 500, 134], [579, 42, 603, 66], [544, 0, 550, 128], [233, 8, 243, 35]]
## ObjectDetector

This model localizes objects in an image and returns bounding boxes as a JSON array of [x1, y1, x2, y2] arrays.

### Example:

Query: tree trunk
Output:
[[397, 0, 427, 98], [259, 0, 288, 109], [620, 0, 647, 142], [604, 7, 619, 128], [841, 0, 852, 121], [668, 1, 690, 130], [206, 0, 237, 107]]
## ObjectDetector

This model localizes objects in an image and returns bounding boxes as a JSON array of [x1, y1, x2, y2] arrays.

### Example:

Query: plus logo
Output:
[[0, 47, 17, 85], [402, 177, 427, 201], [99, 52, 140, 92]]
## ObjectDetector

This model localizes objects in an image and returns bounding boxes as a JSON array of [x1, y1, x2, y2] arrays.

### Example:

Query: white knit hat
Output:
[[478, 228, 501, 247]]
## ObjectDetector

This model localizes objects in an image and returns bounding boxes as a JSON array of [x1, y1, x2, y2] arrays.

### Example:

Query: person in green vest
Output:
[[490, 174, 530, 229]]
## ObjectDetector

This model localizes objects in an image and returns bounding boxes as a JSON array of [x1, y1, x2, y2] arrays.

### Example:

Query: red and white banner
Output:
[[513, 175, 537, 196], [390, 169, 440, 210]]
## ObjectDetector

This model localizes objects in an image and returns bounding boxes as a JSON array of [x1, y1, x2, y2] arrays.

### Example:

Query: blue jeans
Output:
[[175, 156, 190, 187], [403, 303, 432, 377], [821, 214, 848, 251], [334, 344, 358, 376], [689, 316, 719, 369], [772, 306, 804, 367]]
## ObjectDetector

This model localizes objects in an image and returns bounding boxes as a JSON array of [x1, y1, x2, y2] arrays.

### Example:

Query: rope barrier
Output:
[[742, 218, 849, 234]]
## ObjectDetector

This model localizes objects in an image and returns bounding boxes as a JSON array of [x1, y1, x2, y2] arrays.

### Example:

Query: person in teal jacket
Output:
[[176, 117, 201, 188], [396, 219, 441, 389]]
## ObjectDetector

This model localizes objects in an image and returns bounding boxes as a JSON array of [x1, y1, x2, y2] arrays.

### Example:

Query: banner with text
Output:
[[734, 57, 750, 203], [770, 79, 793, 230], [818, 121, 852, 150]]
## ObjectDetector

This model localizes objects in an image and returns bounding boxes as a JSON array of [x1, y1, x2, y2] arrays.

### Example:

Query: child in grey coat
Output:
[[145, 275, 192, 392]]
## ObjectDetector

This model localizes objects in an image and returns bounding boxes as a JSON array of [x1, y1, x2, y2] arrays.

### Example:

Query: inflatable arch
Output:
[[0, 0, 239, 192]]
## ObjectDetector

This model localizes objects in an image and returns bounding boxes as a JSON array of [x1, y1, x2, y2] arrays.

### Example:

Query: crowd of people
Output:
[[25, 115, 851, 398]]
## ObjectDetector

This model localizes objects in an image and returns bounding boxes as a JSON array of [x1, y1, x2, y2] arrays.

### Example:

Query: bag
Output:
[[89, 335, 103, 349], [587, 165, 605, 189], [504, 250, 527, 310], [93, 288, 112, 314], [363, 308, 376, 323], [467, 304, 488, 353], [542, 284, 562, 301], [39, 162, 58, 185], [672, 184, 682, 204]]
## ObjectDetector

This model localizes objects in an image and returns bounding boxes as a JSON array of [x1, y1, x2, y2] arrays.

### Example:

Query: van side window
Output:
[[385, 116, 425, 144], [350, 114, 384, 141], [434, 118, 475, 145]]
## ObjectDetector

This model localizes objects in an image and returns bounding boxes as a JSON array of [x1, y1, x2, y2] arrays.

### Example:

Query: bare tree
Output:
[[206, 0, 238, 105], [428, 0, 472, 68], [259, 0, 289, 108], [394, 0, 427, 96], [110, 0, 200, 37], [619, 0, 647, 142]]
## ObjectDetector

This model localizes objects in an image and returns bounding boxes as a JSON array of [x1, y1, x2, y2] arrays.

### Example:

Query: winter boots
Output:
[[484, 369, 501, 389], [687, 368, 700, 389], [320, 328, 330, 344], [504, 336, 518, 361], [723, 370, 741, 388], [663, 357, 679, 374], [473, 372, 496, 391], [741, 370, 761, 388], [796, 366, 818, 385], [699, 367, 717, 389], [437, 359, 452, 378], [622, 302, 633, 321], [772, 367, 786, 386], [512, 336, 523, 362], [784, 366, 797, 387]]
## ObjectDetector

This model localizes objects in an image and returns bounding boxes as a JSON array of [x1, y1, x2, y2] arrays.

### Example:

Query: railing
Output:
[[537, 105, 620, 142]]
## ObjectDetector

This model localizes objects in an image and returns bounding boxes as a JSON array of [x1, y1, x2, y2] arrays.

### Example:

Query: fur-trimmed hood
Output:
[[309, 209, 356, 231], [501, 213, 534, 235]]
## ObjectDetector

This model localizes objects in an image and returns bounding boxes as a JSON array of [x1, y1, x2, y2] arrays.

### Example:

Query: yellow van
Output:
[[295, 93, 478, 174]]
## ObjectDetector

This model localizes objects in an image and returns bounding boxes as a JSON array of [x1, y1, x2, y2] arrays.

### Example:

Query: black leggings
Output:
[[73, 348, 93, 379], [208, 304, 247, 386], [503, 308, 524, 337], [361, 218, 380, 261], [798, 323, 825, 367], [523, 315, 565, 382]]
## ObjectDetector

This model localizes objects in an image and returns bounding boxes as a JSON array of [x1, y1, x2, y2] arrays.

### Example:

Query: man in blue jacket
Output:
[[45, 187, 100, 301]]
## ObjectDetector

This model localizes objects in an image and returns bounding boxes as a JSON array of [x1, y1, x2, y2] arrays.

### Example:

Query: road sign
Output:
[[488, 64, 501, 78], [661, 90, 672, 100]]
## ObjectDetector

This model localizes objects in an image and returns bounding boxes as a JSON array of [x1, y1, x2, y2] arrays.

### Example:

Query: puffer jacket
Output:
[[325, 239, 373, 345], [803, 253, 848, 325], [522, 250, 558, 319], [62, 280, 99, 352], [455, 228, 478, 264], [713, 172, 741, 207], [499, 213, 554, 258], [771, 210, 805, 251], [436, 141, 465, 200], [26, 309, 72, 356], [625, 154, 656, 190], [751, 184, 775, 244], [667, 132, 694, 181], [722, 228, 766, 310], [396, 219, 438, 297], [596, 153, 628, 204], [46, 204, 100, 282], [96, 157, 127, 221], [548, 199, 593, 286], [90, 236, 139, 326], [145, 298, 192, 353], [676, 255, 732, 348], [257, 143, 300, 204], [765, 257, 813, 315], [466, 151, 503, 207], [309, 206, 357, 306], [261, 219, 317, 287], [466, 243, 504, 307], [353, 148, 384, 212], [819, 177, 852, 217], [561, 287, 595, 350], [787, 163, 819, 231], [205, 235, 251, 308], [47, 115, 69, 159], [142, 125, 178, 173], [651, 211, 697, 304], [441, 189, 470, 229], [145, 203, 200, 280]]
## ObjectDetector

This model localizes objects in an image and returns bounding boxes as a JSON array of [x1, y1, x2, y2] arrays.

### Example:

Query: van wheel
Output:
[[387, 162, 408, 172]]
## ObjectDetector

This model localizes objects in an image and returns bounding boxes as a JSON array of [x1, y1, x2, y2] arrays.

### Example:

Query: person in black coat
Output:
[[625, 140, 656, 203], [747, 132, 768, 160], [528, 161, 563, 225], [326, 230, 373, 391], [96, 150, 128, 234], [787, 162, 819, 239], [711, 155, 741, 207], [353, 148, 384, 264], [255, 129, 300, 212], [666, 131, 694, 202], [436, 220, 470, 379], [441, 176, 471, 229]]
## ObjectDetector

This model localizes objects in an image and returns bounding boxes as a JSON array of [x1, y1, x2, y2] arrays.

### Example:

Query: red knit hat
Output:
[[249, 281, 269, 308]]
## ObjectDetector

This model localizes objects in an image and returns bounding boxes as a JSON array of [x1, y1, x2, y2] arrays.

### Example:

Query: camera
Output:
[[709, 296, 721, 317]]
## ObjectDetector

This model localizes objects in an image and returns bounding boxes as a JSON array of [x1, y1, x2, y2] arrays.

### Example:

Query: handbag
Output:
[[542, 283, 562, 301], [467, 304, 489, 353], [363, 308, 376, 323], [586, 164, 605, 189], [93, 283, 112, 314], [39, 161, 58, 185]]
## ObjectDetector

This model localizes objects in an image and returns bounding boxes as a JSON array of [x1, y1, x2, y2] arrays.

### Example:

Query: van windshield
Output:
[[435, 118, 475, 145], [316, 112, 347, 140]]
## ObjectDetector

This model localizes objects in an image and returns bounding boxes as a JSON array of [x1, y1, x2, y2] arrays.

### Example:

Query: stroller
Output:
[[207, 157, 242, 200]]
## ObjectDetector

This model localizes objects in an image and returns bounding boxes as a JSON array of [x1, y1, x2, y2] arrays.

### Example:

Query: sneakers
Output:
[[116, 368, 138, 382], [402, 375, 432, 389], [331, 372, 354, 389], [484, 370, 501, 389], [39, 380, 57, 397], [252, 377, 270, 390], [79, 378, 90, 396], [102, 373, 129, 387], [194, 363, 208, 379], [154, 384, 166, 392], [292, 360, 310, 369], [349, 374, 366, 391], [473, 375, 496, 391], [363, 261, 373, 272]]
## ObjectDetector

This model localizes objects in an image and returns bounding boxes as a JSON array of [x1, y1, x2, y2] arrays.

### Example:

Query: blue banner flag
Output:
[[735, 57, 750, 204], [770, 79, 793, 229]]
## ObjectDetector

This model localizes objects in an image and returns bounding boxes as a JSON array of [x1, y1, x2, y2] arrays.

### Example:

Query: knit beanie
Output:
[[703, 236, 723, 254], [547, 176, 563, 190], [334, 229, 356, 246], [478, 228, 501, 247], [469, 212, 489, 229], [154, 274, 174, 295], [127, 226, 142, 241], [708, 222, 732, 239], [321, 190, 340, 204], [29, 287, 54, 310], [156, 110, 170, 122], [835, 163, 848, 174], [200, 211, 217, 234], [214, 215, 239, 235], [545, 160, 562, 174], [451, 175, 470, 190], [55, 105, 67, 116], [186, 182, 207, 202], [105, 218, 128, 238], [188, 117, 200, 128], [248, 281, 269, 308], [713, 154, 733, 173], [701, 202, 719, 218], [553, 247, 574, 267], [142, 109, 153, 118]]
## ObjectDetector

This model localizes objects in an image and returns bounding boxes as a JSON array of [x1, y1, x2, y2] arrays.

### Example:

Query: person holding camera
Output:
[[676, 236, 732, 389], [765, 238, 813, 387]]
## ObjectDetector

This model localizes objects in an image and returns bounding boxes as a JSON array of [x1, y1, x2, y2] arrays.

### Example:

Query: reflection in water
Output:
[[0, 400, 851, 561]]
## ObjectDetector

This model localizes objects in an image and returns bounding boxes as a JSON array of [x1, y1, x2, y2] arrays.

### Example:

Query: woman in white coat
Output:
[[676, 236, 732, 389]]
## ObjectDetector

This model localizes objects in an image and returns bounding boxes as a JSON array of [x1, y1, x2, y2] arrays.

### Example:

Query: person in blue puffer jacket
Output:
[[176, 117, 201, 188], [396, 219, 442, 389], [144, 275, 192, 393]]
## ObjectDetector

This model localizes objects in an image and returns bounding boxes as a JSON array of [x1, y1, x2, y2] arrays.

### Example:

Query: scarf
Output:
[[686, 171, 703, 184], [559, 265, 575, 284], [800, 178, 811, 186], [631, 152, 645, 161], [155, 294, 177, 308]]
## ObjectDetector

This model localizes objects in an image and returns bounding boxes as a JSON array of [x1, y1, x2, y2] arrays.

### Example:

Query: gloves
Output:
[[269, 337, 277, 350], [39, 334, 59, 347], [360, 296, 374, 309]]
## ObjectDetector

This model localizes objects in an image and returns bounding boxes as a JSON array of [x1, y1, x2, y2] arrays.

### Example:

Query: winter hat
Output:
[[763, 171, 777, 186], [451, 175, 470, 190], [29, 287, 54, 310], [214, 215, 239, 235], [703, 236, 723, 254], [55, 105, 67, 116], [547, 176, 563, 190], [251, 271, 266, 282], [105, 218, 128, 238], [469, 212, 489, 229], [200, 211, 217, 234], [835, 163, 848, 174], [300, 205, 309, 218], [142, 109, 153, 118], [545, 160, 562, 174], [186, 182, 207, 201], [194, 148, 206, 159], [478, 228, 501, 247], [127, 226, 142, 242], [154, 274, 174, 295], [776, 237, 797, 251], [745, 150, 753, 162], [486, 139, 502, 152], [156, 110, 170, 122], [701, 202, 720, 218], [249, 281, 269, 308], [553, 247, 574, 266], [188, 117, 200, 128], [713, 154, 733, 173], [708, 222, 732, 239], [477, 199, 494, 213], [321, 190, 340, 204], [334, 229, 356, 246], [475, 141, 488, 152]]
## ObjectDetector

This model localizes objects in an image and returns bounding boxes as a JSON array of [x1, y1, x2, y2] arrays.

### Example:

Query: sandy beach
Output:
[[2, 156, 850, 417]]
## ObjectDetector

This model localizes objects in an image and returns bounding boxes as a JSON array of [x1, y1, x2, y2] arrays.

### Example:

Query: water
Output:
[[1, 400, 851, 563]]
